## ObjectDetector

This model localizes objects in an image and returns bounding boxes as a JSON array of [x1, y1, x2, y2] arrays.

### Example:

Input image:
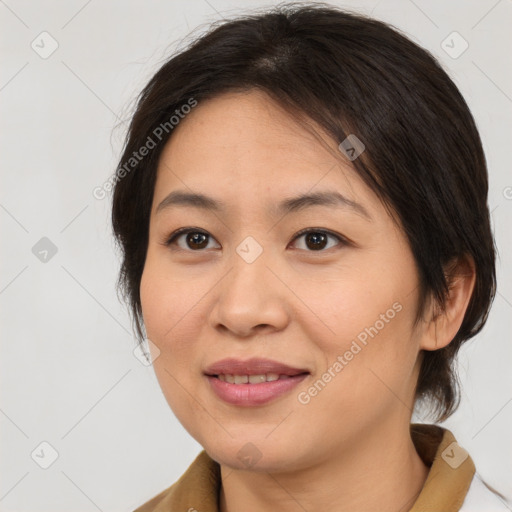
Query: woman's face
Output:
[[140, 89, 429, 472]]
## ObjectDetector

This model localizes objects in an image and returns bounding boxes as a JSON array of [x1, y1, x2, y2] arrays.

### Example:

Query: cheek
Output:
[[139, 257, 209, 432], [296, 308, 418, 439], [290, 261, 403, 350], [140, 259, 188, 388], [139, 260, 168, 343], [139, 251, 218, 383], [292, 262, 420, 408], [140, 252, 201, 345]]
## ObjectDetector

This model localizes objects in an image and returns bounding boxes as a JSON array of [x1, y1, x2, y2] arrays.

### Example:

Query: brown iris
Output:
[[186, 232, 209, 249], [304, 232, 328, 250]]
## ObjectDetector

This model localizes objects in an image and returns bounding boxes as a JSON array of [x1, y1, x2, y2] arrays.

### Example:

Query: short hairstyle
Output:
[[111, 1, 496, 421]]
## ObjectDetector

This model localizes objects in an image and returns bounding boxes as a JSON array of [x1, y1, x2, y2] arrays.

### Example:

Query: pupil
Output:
[[306, 232, 326, 250], [188, 232, 208, 249]]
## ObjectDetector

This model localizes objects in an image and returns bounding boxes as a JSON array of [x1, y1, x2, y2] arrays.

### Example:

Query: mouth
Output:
[[203, 358, 310, 406], [203, 357, 309, 377], [212, 372, 306, 384]]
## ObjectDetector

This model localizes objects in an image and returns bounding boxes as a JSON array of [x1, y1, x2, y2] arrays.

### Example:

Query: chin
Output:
[[201, 435, 309, 474]]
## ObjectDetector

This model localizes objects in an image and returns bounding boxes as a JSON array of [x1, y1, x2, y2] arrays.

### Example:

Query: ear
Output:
[[420, 255, 476, 351]]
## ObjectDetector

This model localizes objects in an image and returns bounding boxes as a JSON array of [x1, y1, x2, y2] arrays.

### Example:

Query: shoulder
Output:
[[131, 450, 221, 512], [459, 473, 511, 512]]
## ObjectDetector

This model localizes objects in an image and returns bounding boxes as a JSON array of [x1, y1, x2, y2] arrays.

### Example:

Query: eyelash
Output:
[[163, 227, 348, 253]]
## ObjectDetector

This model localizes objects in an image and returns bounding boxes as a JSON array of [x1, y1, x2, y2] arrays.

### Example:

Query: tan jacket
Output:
[[133, 423, 508, 511]]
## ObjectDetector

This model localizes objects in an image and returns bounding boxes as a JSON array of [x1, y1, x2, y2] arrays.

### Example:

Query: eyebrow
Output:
[[156, 189, 372, 220]]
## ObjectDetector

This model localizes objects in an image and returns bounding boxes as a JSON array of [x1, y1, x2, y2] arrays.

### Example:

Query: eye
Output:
[[164, 228, 220, 251], [289, 228, 346, 252], [164, 227, 347, 252]]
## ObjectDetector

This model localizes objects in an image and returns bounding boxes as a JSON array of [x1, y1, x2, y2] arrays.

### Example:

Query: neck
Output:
[[218, 420, 429, 512]]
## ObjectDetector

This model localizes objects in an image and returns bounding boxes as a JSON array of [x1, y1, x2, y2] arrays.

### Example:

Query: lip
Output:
[[203, 357, 309, 377], [204, 358, 309, 406]]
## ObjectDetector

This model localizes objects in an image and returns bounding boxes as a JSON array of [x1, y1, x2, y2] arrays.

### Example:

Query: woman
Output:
[[111, 2, 508, 510]]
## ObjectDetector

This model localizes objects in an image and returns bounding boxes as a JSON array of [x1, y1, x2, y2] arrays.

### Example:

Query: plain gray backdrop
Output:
[[1, 0, 511, 511]]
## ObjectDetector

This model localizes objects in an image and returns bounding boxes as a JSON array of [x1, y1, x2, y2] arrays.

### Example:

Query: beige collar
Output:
[[135, 423, 475, 512]]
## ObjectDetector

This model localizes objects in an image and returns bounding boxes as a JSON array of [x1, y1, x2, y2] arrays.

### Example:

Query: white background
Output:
[[1, 0, 511, 510]]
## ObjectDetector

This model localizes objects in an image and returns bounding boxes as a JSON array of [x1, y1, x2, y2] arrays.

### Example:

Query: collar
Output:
[[135, 423, 475, 512]]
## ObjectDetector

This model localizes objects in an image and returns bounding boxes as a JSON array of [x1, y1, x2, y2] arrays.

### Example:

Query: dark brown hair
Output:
[[111, 1, 496, 421]]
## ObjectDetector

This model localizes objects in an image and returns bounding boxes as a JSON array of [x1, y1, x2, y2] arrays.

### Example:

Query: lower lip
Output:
[[206, 374, 308, 406]]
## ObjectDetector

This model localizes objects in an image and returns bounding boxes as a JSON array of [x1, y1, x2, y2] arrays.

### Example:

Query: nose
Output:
[[208, 247, 290, 338]]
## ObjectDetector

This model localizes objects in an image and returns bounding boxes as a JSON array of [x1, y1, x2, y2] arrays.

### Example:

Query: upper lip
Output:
[[204, 358, 309, 376]]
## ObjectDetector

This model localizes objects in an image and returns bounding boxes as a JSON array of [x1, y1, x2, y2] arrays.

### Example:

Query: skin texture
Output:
[[140, 89, 475, 512]]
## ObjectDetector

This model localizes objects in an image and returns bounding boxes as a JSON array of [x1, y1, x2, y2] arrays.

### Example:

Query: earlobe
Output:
[[420, 255, 476, 352]]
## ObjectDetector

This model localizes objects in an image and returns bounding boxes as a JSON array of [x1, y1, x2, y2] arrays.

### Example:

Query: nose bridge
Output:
[[227, 234, 273, 305], [235, 233, 266, 266], [210, 234, 289, 335], [233, 236, 268, 285]]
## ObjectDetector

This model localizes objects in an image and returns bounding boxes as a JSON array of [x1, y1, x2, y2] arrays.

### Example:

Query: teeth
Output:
[[248, 374, 266, 384], [217, 372, 286, 384]]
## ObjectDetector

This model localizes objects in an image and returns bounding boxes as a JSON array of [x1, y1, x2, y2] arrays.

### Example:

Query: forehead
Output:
[[153, 89, 379, 218], [161, 89, 337, 166]]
